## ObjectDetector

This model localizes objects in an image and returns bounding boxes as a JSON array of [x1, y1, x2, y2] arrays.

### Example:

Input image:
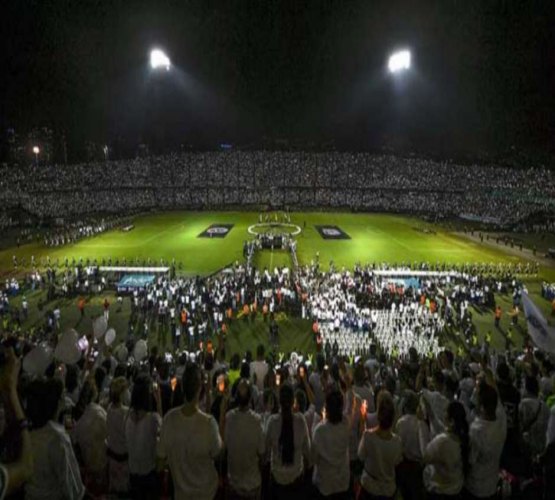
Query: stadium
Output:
[[1, 2, 555, 500]]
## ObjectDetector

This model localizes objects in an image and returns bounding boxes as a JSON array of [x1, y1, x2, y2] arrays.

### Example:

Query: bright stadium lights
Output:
[[150, 49, 171, 70], [32, 146, 40, 155], [388, 50, 411, 73]]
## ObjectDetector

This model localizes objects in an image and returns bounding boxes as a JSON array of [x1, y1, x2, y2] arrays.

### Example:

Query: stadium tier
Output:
[[1, 152, 554, 224]]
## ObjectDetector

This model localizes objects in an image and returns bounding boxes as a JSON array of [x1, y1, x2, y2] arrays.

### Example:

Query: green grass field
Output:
[[0, 211, 538, 274], [2, 211, 554, 358]]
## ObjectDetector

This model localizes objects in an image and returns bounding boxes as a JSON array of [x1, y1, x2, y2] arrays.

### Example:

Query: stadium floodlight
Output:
[[388, 50, 411, 73], [32, 146, 40, 155], [150, 49, 171, 70]]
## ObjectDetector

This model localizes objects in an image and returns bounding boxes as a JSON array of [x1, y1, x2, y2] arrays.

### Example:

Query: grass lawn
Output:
[[0, 211, 535, 273], [1, 211, 553, 358]]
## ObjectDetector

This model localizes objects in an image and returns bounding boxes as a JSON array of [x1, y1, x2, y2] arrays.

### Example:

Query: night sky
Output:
[[1, 1, 554, 159]]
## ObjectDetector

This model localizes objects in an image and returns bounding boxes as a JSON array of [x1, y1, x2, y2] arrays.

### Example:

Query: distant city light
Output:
[[150, 49, 171, 70], [388, 50, 411, 73], [32, 146, 40, 155]]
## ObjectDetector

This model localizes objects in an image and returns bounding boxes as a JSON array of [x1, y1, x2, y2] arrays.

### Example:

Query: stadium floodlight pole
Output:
[[388, 50, 411, 74], [150, 48, 171, 71], [32, 146, 40, 165]]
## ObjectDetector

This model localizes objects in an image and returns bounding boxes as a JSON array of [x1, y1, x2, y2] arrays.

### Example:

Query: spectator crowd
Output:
[[1, 254, 554, 499], [1, 152, 554, 225]]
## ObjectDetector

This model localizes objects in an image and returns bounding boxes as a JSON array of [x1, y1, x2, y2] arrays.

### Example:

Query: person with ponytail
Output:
[[419, 400, 468, 499], [265, 383, 310, 499]]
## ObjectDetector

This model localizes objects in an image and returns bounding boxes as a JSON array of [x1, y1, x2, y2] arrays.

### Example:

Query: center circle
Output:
[[247, 222, 302, 236]]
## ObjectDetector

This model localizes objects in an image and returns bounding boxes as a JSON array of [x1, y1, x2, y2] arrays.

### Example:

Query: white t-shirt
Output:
[[311, 418, 350, 496], [519, 397, 550, 456], [265, 412, 310, 485], [357, 430, 402, 497], [125, 412, 161, 475], [250, 360, 269, 390], [224, 408, 265, 493], [421, 389, 449, 438], [73, 403, 107, 474], [465, 416, 506, 498], [395, 414, 427, 463], [159, 407, 222, 500], [421, 432, 463, 496], [26, 421, 85, 500]]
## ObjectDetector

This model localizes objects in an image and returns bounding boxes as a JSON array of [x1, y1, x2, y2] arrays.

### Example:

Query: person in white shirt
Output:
[[106, 377, 130, 495], [224, 379, 265, 498], [395, 391, 427, 500], [311, 389, 351, 498], [419, 400, 468, 498], [358, 390, 403, 500], [73, 377, 108, 494], [158, 362, 222, 500], [421, 370, 450, 438], [265, 384, 310, 499], [250, 344, 269, 391], [519, 375, 550, 460], [125, 373, 162, 500], [25, 377, 84, 500], [465, 381, 506, 499]]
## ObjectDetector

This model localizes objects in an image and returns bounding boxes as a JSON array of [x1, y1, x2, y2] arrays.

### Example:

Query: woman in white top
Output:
[[358, 390, 403, 500], [106, 377, 130, 495], [125, 373, 162, 500], [311, 389, 351, 499], [25, 378, 84, 500], [419, 400, 469, 499], [266, 383, 310, 500], [73, 377, 108, 495]]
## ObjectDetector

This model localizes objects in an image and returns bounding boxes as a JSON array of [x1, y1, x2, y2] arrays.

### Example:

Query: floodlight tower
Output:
[[388, 50, 411, 74]]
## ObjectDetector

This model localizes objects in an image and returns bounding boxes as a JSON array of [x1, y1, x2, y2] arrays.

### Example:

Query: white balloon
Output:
[[105, 328, 116, 346], [54, 341, 81, 365], [115, 344, 128, 363], [93, 316, 108, 339], [54, 329, 81, 365], [60, 329, 79, 346], [23, 344, 53, 376], [133, 340, 148, 362]]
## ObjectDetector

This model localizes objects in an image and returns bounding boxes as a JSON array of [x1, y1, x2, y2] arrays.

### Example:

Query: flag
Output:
[[521, 291, 555, 354]]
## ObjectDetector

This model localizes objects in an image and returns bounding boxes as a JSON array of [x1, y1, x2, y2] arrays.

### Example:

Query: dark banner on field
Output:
[[315, 225, 350, 240], [198, 224, 234, 238]]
